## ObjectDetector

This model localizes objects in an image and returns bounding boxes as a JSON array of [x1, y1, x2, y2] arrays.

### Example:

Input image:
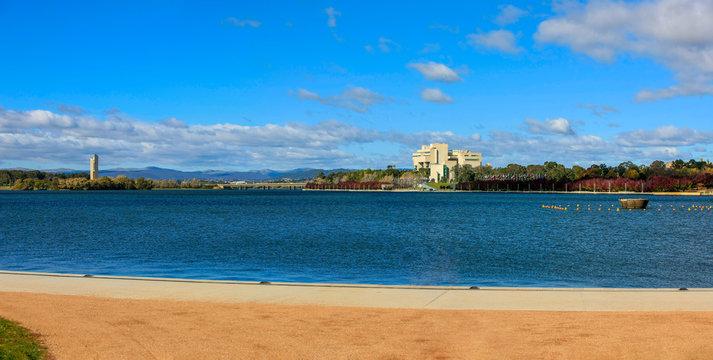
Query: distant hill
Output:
[[21, 166, 350, 181], [42, 168, 86, 174]]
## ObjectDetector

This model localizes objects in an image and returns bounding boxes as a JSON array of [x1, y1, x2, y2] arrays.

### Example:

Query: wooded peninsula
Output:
[[3, 158, 713, 192]]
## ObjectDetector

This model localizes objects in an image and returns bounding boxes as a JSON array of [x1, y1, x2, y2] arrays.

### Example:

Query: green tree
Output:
[[504, 164, 526, 175], [545, 163, 568, 181], [134, 177, 154, 190], [544, 161, 559, 171], [384, 165, 401, 178], [598, 163, 610, 175], [416, 167, 430, 178], [454, 164, 476, 183], [572, 165, 586, 180], [617, 161, 639, 176], [624, 169, 640, 180], [114, 175, 133, 189], [0, 171, 10, 186], [586, 166, 602, 178], [648, 160, 666, 175], [525, 164, 545, 175]]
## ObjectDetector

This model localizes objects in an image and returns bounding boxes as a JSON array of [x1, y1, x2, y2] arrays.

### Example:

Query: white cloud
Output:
[[3, 105, 711, 170], [613, 126, 713, 147], [523, 118, 575, 136], [330, 30, 345, 42], [467, 30, 523, 54], [50, 103, 85, 115], [495, 5, 527, 26], [429, 22, 460, 33], [364, 45, 374, 53], [289, 86, 390, 113], [407, 62, 463, 83], [0, 105, 488, 169], [224, 18, 261, 28], [378, 37, 401, 53], [420, 88, 453, 104], [635, 83, 713, 102], [0, 107, 387, 168], [293, 88, 320, 101], [341, 87, 385, 106], [577, 104, 620, 117], [160, 117, 188, 128], [325, 7, 340, 28], [420, 43, 440, 54], [535, 0, 713, 101]]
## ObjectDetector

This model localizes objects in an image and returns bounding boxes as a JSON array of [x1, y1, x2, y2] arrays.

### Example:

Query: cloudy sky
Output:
[[1, 0, 712, 171]]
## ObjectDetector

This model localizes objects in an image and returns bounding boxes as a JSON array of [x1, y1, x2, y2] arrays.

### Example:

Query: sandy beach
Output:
[[1, 292, 713, 359], [2, 272, 713, 359]]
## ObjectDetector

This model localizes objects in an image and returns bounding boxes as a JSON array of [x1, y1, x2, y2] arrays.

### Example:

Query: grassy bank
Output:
[[0, 317, 48, 359]]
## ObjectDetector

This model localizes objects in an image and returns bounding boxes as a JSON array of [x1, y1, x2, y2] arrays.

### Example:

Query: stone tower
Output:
[[90, 154, 99, 180]]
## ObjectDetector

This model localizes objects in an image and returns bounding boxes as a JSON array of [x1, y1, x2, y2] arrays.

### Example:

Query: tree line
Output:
[[312, 165, 405, 183], [3, 169, 208, 190], [307, 158, 713, 192], [0, 169, 89, 187], [450, 159, 711, 184], [11, 175, 156, 190], [310, 159, 711, 184]]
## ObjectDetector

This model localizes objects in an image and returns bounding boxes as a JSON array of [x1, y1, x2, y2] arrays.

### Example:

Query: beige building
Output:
[[412, 143, 481, 182], [90, 154, 98, 180]]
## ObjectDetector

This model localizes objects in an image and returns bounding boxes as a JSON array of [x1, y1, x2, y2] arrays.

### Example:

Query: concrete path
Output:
[[2, 271, 712, 311]]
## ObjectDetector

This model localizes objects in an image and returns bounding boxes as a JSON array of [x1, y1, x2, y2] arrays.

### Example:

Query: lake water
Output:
[[1, 190, 712, 287]]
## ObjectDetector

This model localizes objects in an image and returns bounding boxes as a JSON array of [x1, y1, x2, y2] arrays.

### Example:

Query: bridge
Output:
[[216, 182, 306, 190]]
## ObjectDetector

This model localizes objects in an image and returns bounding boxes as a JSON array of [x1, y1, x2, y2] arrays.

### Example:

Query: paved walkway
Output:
[[2, 271, 712, 311]]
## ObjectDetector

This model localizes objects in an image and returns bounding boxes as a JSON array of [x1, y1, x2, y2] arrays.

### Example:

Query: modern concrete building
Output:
[[412, 143, 481, 182], [90, 154, 98, 180]]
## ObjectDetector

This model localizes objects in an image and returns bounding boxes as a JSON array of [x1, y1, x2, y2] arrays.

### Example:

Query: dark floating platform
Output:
[[619, 198, 649, 209]]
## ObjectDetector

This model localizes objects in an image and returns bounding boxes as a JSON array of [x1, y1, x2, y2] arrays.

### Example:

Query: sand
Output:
[[4, 272, 713, 311], [2, 291, 713, 359]]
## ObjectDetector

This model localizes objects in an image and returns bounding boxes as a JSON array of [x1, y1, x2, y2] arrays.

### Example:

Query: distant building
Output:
[[90, 154, 98, 180], [412, 143, 481, 182]]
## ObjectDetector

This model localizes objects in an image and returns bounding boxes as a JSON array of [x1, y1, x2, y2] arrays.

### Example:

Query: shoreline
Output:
[[3, 186, 713, 195], [2, 271, 713, 311], [304, 188, 713, 195]]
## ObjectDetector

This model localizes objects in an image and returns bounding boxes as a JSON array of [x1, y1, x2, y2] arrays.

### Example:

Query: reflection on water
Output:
[[1, 190, 712, 287]]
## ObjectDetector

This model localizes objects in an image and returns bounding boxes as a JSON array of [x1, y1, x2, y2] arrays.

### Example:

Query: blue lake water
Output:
[[1, 190, 712, 287]]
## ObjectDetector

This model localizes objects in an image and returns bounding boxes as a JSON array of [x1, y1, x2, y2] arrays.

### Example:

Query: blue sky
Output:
[[1, 0, 712, 171]]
